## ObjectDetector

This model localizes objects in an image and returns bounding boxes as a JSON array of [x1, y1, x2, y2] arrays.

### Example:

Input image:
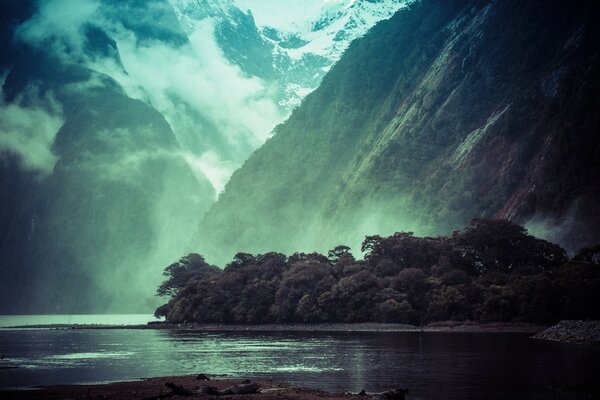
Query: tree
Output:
[[328, 245, 354, 263], [451, 219, 568, 275], [156, 253, 219, 297], [573, 244, 600, 265]]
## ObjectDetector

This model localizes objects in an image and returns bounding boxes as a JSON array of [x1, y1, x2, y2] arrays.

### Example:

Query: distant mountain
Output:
[[1, 30, 214, 313], [171, 0, 408, 108], [196, 0, 600, 265], [0, 0, 216, 313]]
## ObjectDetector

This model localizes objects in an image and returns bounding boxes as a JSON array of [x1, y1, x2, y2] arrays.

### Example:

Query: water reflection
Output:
[[0, 329, 599, 400]]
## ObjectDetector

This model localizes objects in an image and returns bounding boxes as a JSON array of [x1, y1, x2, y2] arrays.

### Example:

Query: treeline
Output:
[[155, 219, 600, 324]]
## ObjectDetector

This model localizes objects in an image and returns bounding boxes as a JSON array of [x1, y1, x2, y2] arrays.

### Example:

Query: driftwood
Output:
[[371, 388, 409, 400], [197, 382, 260, 396], [142, 382, 195, 400], [197, 385, 219, 395], [165, 382, 195, 396]]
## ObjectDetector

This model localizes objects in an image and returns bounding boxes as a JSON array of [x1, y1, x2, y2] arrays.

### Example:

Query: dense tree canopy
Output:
[[156, 220, 599, 324]]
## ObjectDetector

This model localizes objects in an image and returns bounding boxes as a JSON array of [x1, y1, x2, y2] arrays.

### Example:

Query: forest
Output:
[[156, 219, 600, 325]]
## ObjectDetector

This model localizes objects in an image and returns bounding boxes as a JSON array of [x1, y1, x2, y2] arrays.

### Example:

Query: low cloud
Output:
[[95, 17, 285, 186], [182, 150, 237, 196], [0, 91, 63, 173], [16, 0, 100, 63], [12, 0, 287, 192]]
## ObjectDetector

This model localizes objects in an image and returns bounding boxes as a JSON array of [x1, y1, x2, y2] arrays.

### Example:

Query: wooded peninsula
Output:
[[156, 219, 600, 325]]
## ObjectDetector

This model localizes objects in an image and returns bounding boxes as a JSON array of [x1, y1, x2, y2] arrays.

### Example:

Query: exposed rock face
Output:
[[535, 321, 600, 345], [196, 0, 600, 265]]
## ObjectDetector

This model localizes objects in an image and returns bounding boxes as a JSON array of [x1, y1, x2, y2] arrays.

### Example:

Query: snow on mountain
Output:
[[169, 0, 410, 109], [260, 0, 410, 108]]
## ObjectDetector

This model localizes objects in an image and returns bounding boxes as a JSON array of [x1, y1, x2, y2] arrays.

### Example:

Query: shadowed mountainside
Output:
[[196, 0, 600, 264]]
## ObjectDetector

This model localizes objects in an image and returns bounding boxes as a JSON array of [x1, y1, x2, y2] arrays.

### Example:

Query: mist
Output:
[[0, 0, 437, 313], [0, 0, 288, 313], [0, 92, 63, 173]]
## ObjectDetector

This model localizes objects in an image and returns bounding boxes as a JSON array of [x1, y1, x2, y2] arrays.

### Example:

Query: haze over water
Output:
[[0, 314, 159, 328]]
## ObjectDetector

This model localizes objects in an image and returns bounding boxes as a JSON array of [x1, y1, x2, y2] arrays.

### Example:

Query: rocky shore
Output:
[[534, 320, 600, 345]]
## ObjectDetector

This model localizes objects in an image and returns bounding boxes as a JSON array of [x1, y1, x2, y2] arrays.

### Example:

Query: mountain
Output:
[[171, 0, 408, 109], [0, 22, 214, 313], [0, 0, 405, 312], [195, 0, 600, 265], [0, 0, 214, 313]]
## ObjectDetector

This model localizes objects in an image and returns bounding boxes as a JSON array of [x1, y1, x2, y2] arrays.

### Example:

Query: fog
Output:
[[1, 0, 414, 313], [0, 0, 288, 313], [0, 92, 63, 173], [18, 0, 286, 191]]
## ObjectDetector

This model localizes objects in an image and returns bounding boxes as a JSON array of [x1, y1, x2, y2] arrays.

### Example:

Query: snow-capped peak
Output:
[[169, 0, 410, 109]]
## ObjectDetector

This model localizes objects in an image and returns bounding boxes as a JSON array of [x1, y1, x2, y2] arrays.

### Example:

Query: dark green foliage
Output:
[[157, 220, 600, 324], [156, 253, 220, 297], [450, 219, 568, 275], [573, 245, 600, 265]]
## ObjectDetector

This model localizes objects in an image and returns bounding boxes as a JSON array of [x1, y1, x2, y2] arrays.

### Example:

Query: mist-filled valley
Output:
[[0, 0, 406, 313], [1, 0, 600, 318]]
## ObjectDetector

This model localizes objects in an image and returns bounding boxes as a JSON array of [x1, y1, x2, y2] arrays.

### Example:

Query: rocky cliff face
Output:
[[196, 0, 600, 264]]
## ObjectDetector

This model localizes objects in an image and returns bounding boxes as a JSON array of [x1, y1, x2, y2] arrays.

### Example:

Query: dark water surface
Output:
[[1, 328, 599, 399]]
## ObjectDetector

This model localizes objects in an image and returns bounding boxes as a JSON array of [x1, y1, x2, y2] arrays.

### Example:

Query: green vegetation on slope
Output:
[[196, 0, 600, 265], [158, 220, 600, 324]]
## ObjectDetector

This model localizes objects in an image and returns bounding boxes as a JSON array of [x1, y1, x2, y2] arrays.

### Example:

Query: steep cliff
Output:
[[197, 0, 600, 264]]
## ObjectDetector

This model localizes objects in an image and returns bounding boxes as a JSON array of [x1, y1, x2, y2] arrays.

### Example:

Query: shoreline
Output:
[[0, 375, 361, 400], [2, 321, 545, 333]]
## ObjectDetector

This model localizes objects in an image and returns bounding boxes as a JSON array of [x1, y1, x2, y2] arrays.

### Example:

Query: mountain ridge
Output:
[[195, 0, 600, 265]]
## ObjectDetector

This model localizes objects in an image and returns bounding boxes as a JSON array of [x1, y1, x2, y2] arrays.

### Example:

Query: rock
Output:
[[534, 321, 600, 345], [220, 382, 260, 395], [165, 382, 194, 396], [372, 388, 409, 400], [196, 374, 211, 381], [197, 385, 218, 395], [196, 382, 260, 396]]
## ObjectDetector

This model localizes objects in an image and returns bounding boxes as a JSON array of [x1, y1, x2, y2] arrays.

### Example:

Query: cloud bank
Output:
[[0, 88, 64, 173], [13, 0, 285, 193]]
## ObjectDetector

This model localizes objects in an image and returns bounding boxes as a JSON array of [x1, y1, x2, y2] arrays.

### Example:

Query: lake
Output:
[[1, 316, 599, 400]]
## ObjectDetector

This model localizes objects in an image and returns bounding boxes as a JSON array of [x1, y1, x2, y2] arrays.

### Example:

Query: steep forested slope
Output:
[[197, 0, 600, 264]]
